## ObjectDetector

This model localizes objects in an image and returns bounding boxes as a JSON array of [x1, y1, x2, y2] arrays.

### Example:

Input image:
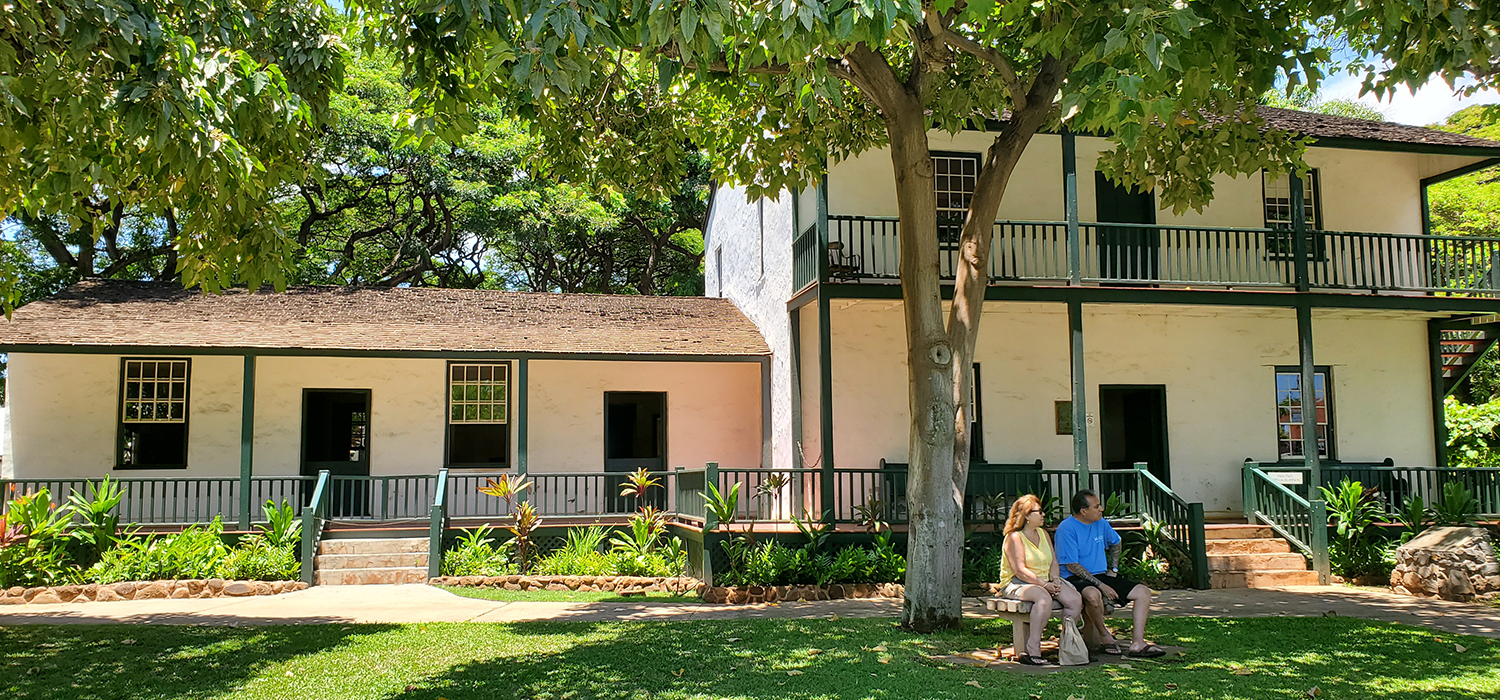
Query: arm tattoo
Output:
[[1106, 542, 1121, 573], [1065, 562, 1103, 587]]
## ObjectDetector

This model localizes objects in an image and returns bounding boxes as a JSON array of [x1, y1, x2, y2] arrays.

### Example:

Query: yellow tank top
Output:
[[999, 529, 1054, 587]]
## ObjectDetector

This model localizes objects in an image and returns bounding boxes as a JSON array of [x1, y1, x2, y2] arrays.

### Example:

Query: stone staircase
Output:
[[314, 537, 430, 585], [1205, 524, 1319, 589]]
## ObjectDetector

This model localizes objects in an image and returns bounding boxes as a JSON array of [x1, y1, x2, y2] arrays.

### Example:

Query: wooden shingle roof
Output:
[[0, 280, 770, 357], [1256, 107, 1500, 151]]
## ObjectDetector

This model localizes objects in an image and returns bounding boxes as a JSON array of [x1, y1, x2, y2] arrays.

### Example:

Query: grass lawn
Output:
[[437, 584, 700, 604], [2, 616, 1497, 700]]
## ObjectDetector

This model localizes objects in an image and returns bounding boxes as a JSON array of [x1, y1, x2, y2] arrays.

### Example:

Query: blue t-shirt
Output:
[[1054, 516, 1121, 575]]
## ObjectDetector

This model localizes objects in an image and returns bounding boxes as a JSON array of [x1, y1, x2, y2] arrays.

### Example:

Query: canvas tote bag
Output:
[[1058, 618, 1090, 666]]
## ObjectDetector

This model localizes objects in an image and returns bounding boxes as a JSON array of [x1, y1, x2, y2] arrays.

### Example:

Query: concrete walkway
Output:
[[1, 584, 1497, 637]]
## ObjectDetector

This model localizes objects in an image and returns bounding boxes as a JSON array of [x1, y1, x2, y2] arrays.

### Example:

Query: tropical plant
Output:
[[218, 536, 300, 581], [792, 511, 832, 553], [442, 525, 515, 577], [961, 544, 1005, 584], [1320, 479, 1388, 580], [7, 490, 70, 542], [1103, 493, 1136, 520], [1432, 482, 1480, 527], [852, 498, 889, 534], [256, 499, 300, 549], [65, 477, 123, 565], [703, 481, 741, 528], [619, 468, 662, 503], [87, 519, 231, 584], [753, 472, 791, 519], [507, 501, 543, 574], [1120, 517, 1191, 589], [0, 490, 75, 587], [541, 525, 613, 576], [609, 511, 663, 558], [1445, 397, 1500, 468], [477, 474, 532, 507], [1395, 495, 1432, 545]]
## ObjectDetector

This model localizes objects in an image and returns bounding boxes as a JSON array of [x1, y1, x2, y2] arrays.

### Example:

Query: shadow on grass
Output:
[[0, 624, 397, 700], [372, 617, 1499, 700]]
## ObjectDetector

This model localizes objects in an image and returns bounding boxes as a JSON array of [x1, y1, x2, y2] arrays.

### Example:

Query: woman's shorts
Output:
[[1000, 580, 1033, 599]]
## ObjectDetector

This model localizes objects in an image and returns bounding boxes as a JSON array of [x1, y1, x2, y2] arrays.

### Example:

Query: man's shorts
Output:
[[1064, 572, 1142, 604]]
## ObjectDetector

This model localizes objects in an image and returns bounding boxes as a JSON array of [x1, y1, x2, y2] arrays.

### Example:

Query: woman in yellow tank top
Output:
[[999, 494, 1082, 665]]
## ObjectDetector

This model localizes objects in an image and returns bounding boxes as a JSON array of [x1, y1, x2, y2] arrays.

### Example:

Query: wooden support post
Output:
[[1069, 299, 1090, 485], [1188, 502, 1209, 590], [1296, 302, 1330, 583], [1062, 132, 1081, 285], [817, 175, 836, 522], [1291, 174, 1310, 293], [790, 307, 804, 469], [760, 357, 772, 468], [517, 358, 528, 476], [238, 353, 256, 531]]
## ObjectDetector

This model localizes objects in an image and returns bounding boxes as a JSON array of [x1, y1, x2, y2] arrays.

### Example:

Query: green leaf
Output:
[[681, 5, 699, 39]]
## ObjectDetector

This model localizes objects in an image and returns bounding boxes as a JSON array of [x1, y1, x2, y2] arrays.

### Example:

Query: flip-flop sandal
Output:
[[1125, 644, 1167, 659], [1018, 654, 1054, 666], [1099, 643, 1125, 655]]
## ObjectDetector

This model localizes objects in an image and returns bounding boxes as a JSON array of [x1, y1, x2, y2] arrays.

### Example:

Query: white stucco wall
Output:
[[705, 184, 796, 469], [822, 302, 1438, 514], [528, 360, 763, 471], [7, 354, 765, 479]]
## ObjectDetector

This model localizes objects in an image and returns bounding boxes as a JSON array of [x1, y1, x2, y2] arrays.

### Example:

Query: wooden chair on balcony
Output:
[[827, 241, 863, 280]]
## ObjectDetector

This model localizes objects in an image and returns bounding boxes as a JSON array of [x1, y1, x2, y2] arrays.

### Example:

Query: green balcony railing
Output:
[[1244, 461, 1500, 519], [0, 475, 314, 526], [820, 215, 1500, 296]]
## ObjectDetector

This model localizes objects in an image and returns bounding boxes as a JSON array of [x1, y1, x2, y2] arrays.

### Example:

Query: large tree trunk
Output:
[[887, 105, 965, 632]]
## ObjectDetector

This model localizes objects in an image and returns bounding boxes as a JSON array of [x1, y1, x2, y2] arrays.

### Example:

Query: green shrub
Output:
[[962, 545, 1005, 583], [87, 520, 229, 584], [442, 525, 515, 577], [719, 533, 905, 587], [218, 536, 299, 581], [538, 526, 614, 576], [1445, 397, 1500, 468], [1432, 482, 1480, 526], [1, 489, 77, 587], [1321, 479, 1389, 580]]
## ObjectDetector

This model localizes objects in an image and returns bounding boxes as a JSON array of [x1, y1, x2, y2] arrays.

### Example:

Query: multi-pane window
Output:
[[1262, 171, 1319, 230], [1276, 368, 1334, 460], [448, 363, 509, 466], [119, 359, 189, 468], [934, 154, 980, 244]]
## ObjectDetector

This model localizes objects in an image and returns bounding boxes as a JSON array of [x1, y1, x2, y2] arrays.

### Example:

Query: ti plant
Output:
[[66, 477, 123, 564], [754, 471, 791, 520], [1433, 482, 1479, 527], [852, 497, 889, 534], [793, 510, 832, 553], [256, 499, 300, 548], [478, 474, 539, 572], [611, 506, 666, 559], [1395, 495, 1431, 544], [619, 467, 662, 504]]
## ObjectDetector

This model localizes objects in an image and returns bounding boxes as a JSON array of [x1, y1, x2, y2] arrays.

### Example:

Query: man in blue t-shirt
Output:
[[1054, 489, 1163, 658]]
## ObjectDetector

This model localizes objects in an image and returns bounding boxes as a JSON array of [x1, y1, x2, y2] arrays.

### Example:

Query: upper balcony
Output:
[[793, 216, 1500, 297]]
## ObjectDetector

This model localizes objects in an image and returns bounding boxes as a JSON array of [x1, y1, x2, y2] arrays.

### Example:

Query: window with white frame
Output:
[[1263, 170, 1323, 259], [119, 359, 189, 468], [934, 154, 980, 245], [1275, 367, 1334, 460], [448, 363, 510, 466]]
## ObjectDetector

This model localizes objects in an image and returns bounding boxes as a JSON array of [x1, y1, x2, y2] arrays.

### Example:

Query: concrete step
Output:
[[314, 567, 429, 586], [318, 538, 428, 556], [1204, 525, 1275, 540], [1207, 553, 1308, 571], [315, 552, 429, 570], [1210, 569, 1319, 589], [1204, 538, 1294, 555]]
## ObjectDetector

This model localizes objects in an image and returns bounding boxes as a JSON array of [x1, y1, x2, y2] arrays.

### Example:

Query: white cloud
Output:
[[1319, 74, 1500, 126]]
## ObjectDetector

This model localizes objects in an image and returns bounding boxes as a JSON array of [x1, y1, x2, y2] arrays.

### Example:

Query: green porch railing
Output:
[[1242, 465, 1330, 582], [300, 470, 332, 586], [325, 474, 438, 521], [1131, 463, 1210, 589], [832, 462, 1119, 525], [715, 467, 822, 521], [793, 224, 820, 290], [821, 215, 1500, 296], [1244, 462, 1500, 519], [674, 466, 710, 524], [0, 476, 314, 526], [428, 469, 449, 579]]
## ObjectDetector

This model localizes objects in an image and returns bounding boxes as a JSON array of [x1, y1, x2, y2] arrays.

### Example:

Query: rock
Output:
[[70, 590, 91, 603], [52, 585, 80, 603], [5, 586, 23, 597], [111, 582, 138, 598], [483, 577, 505, 587], [94, 587, 126, 602], [702, 587, 727, 604], [134, 582, 170, 600], [22, 587, 44, 602], [204, 579, 226, 593], [727, 589, 749, 605], [222, 581, 256, 597], [0, 596, 28, 605], [253, 582, 272, 596], [186, 580, 206, 595], [1482, 562, 1500, 577], [197, 589, 216, 598], [270, 581, 285, 594], [1487, 576, 1500, 591], [458, 576, 483, 587], [170, 587, 191, 599], [28, 591, 63, 605], [564, 577, 582, 590], [504, 583, 521, 590], [545, 583, 568, 591], [1403, 572, 1422, 590], [1441, 570, 1476, 601], [581, 584, 599, 592]]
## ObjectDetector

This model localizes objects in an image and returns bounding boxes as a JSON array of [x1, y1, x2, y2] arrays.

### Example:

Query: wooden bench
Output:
[[983, 596, 1126, 657]]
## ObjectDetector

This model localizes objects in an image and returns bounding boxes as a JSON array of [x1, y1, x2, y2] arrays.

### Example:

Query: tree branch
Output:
[[926, 11, 1028, 110]]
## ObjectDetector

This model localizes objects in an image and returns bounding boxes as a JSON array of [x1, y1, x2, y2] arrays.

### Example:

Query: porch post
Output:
[[516, 358, 528, 475], [790, 308, 804, 468], [1062, 132, 1081, 285], [817, 174, 836, 522], [1068, 299, 1090, 485], [1296, 301, 1330, 583], [760, 356, 772, 468], [1428, 319, 1450, 468], [238, 353, 255, 531], [1290, 173, 1310, 293]]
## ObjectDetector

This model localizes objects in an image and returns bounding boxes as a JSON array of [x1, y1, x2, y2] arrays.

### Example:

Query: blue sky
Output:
[[1318, 73, 1500, 126]]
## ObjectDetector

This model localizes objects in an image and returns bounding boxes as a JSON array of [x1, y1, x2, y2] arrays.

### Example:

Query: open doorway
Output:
[[1098, 385, 1170, 495], [1095, 172, 1159, 282], [301, 389, 371, 517], [604, 392, 667, 511]]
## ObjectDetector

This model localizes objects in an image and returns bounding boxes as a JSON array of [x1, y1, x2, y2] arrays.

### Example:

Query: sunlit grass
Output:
[[2, 616, 1496, 700], [436, 584, 699, 603]]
